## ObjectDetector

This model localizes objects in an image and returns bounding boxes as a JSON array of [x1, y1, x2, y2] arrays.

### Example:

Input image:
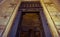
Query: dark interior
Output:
[[16, 12, 45, 37], [8, 1, 52, 37]]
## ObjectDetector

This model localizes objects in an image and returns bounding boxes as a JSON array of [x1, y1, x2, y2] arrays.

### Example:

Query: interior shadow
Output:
[[16, 12, 45, 37]]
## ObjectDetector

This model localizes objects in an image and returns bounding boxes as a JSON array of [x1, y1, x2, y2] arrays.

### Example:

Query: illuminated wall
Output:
[[42, 0, 51, 3], [0, 0, 21, 37], [51, 0, 60, 11], [43, 0, 60, 11]]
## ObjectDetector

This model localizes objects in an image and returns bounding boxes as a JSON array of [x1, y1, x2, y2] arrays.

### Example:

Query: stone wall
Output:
[[51, 0, 60, 11], [43, 0, 60, 11]]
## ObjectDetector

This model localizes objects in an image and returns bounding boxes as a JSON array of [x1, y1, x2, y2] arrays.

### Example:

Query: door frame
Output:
[[8, 2, 52, 37]]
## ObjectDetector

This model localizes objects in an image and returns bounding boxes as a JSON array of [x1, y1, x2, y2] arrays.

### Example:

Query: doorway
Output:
[[16, 12, 45, 37], [8, 1, 52, 37]]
